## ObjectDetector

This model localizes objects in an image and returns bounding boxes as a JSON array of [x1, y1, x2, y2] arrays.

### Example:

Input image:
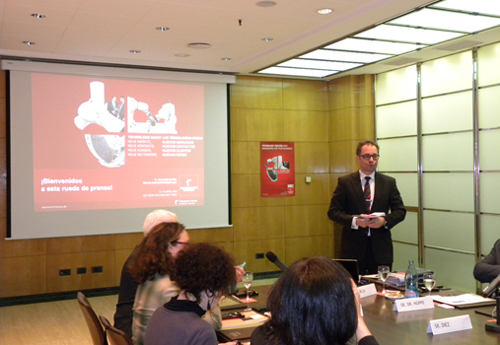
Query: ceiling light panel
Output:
[[259, 67, 337, 78], [278, 59, 362, 71], [300, 50, 393, 64], [389, 8, 500, 33], [325, 38, 425, 54], [355, 25, 464, 44], [431, 0, 500, 17]]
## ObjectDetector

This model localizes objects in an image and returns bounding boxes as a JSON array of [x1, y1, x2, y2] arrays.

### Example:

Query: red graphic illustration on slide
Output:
[[31, 73, 205, 211]]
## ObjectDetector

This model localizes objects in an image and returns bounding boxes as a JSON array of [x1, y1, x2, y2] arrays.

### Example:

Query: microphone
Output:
[[266, 251, 287, 271], [482, 273, 500, 297]]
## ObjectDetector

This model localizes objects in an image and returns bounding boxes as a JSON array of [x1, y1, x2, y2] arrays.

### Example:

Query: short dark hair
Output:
[[263, 257, 357, 345], [356, 140, 379, 156], [128, 222, 185, 284], [171, 243, 236, 303]]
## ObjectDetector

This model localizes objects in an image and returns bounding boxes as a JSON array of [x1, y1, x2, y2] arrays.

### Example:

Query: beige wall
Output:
[[0, 71, 374, 298]]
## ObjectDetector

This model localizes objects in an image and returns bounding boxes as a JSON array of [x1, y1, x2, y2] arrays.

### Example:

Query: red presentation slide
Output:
[[31, 73, 205, 211]]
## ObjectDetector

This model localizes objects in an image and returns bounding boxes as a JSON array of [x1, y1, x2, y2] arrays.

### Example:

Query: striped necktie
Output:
[[363, 176, 371, 212]]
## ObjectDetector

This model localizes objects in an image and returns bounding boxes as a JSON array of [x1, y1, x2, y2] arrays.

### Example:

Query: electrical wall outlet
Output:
[[77, 267, 87, 274], [255, 253, 265, 259], [59, 269, 71, 276], [91, 266, 103, 273]]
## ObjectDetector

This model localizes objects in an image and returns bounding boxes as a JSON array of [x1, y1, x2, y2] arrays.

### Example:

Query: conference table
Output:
[[220, 284, 500, 344]]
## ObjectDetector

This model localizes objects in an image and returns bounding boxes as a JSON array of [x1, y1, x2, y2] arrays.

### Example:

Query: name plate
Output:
[[393, 296, 434, 312], [427, 315, 472, 335], [357, 283, 377, 298]]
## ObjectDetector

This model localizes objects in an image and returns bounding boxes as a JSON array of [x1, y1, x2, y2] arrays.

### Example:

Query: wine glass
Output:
[[378, 265, 390, 295], [242, 272, 254, 302], [423, 273, 436, 296]]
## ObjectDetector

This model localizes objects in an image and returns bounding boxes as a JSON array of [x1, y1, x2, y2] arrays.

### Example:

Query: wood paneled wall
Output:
[[0, 71, 374, 298]]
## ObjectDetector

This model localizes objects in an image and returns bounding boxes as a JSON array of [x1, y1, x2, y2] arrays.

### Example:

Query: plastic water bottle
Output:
[[405, 260, 419, 299]]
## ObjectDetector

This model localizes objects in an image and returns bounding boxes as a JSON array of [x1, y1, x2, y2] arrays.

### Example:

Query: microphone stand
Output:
[[485, 287, 500, 333]]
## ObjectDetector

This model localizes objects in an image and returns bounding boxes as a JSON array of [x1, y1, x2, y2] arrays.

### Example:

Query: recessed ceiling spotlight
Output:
[[31, 13, 46, 19], [317, 8, 333, 15], [175, 53, 191, 57], [222, 57, 232, 61], [129, 50, 141, 54], [156, 26, 169, 32], [256, 1, 277, 7], [187, 42, 211, 49], [262, 37, 274, 42], [23, 41, 35, 46]]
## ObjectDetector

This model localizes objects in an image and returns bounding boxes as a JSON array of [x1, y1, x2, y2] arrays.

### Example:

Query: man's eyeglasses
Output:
[[359, 154, 380, 161]]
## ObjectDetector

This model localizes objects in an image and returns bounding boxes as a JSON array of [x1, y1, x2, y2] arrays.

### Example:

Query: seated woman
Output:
[[251, 256, 378, 345], [128, 223, 222, 345], [144, 243, 237, 345]]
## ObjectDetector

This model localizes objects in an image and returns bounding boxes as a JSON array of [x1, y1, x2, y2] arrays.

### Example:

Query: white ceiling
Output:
[[1, 0, 499, 80]]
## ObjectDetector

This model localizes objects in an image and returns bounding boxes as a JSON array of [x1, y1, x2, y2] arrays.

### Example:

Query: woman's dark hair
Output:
[[128, 222, 185, 284], [171, 242, 236, 303], [264, 256, 357, 345]]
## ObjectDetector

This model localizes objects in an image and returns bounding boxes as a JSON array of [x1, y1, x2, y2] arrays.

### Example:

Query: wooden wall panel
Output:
[[230, 76, 283, 109], [231, 108, 284, 142], [284, 204, 333, 237], [233, 206, 284, 241], [114, 233, 143, 250], [188, 228, 234, 243], [283, 109, 328, 142], [285, 235, 334, 265], [231, 141, 260, 174], [329, 141, 358, 174], [294, 142, 329, 173], [330, 106, 375, 142], [282, 79, 328, 111], [0, 255, 46, 297], [46, 235, 115, 254]]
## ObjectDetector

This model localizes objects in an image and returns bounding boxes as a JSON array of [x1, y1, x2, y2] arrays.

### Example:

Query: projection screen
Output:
[[2, 59, 235, 239]]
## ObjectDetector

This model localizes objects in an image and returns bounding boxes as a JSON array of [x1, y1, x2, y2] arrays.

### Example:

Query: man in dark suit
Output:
[[473, 239, 500, 283], [328, 140, 406, 275]]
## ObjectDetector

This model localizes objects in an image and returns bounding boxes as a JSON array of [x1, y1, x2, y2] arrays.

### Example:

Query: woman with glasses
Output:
[[128, 222, 220, 345], [145, 243, 238, 345], [251, 257, 378, 345]]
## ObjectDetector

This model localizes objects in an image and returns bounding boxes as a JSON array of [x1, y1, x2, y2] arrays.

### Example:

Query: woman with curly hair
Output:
[[144, 242, 238, 345], [128, 222, 194, 345], [250, 256, 378, 345]]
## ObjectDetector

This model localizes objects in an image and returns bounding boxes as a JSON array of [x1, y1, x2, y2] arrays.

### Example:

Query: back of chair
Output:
[[77, 292, 107, 345], [99, 315, 134, 345]]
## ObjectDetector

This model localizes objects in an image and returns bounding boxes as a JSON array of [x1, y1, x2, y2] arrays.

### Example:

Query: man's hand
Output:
[[355, 217, 370, 228], [367, 217, 386, 229]]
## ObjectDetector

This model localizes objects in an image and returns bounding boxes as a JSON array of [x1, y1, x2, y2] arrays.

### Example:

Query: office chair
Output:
[[99, 315, 134, 345], [77, 292, 107, 345]]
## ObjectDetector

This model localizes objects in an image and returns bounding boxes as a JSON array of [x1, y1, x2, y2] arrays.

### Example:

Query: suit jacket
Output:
[[328, 171, 406, 264], [473, 239, 500, 283]]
